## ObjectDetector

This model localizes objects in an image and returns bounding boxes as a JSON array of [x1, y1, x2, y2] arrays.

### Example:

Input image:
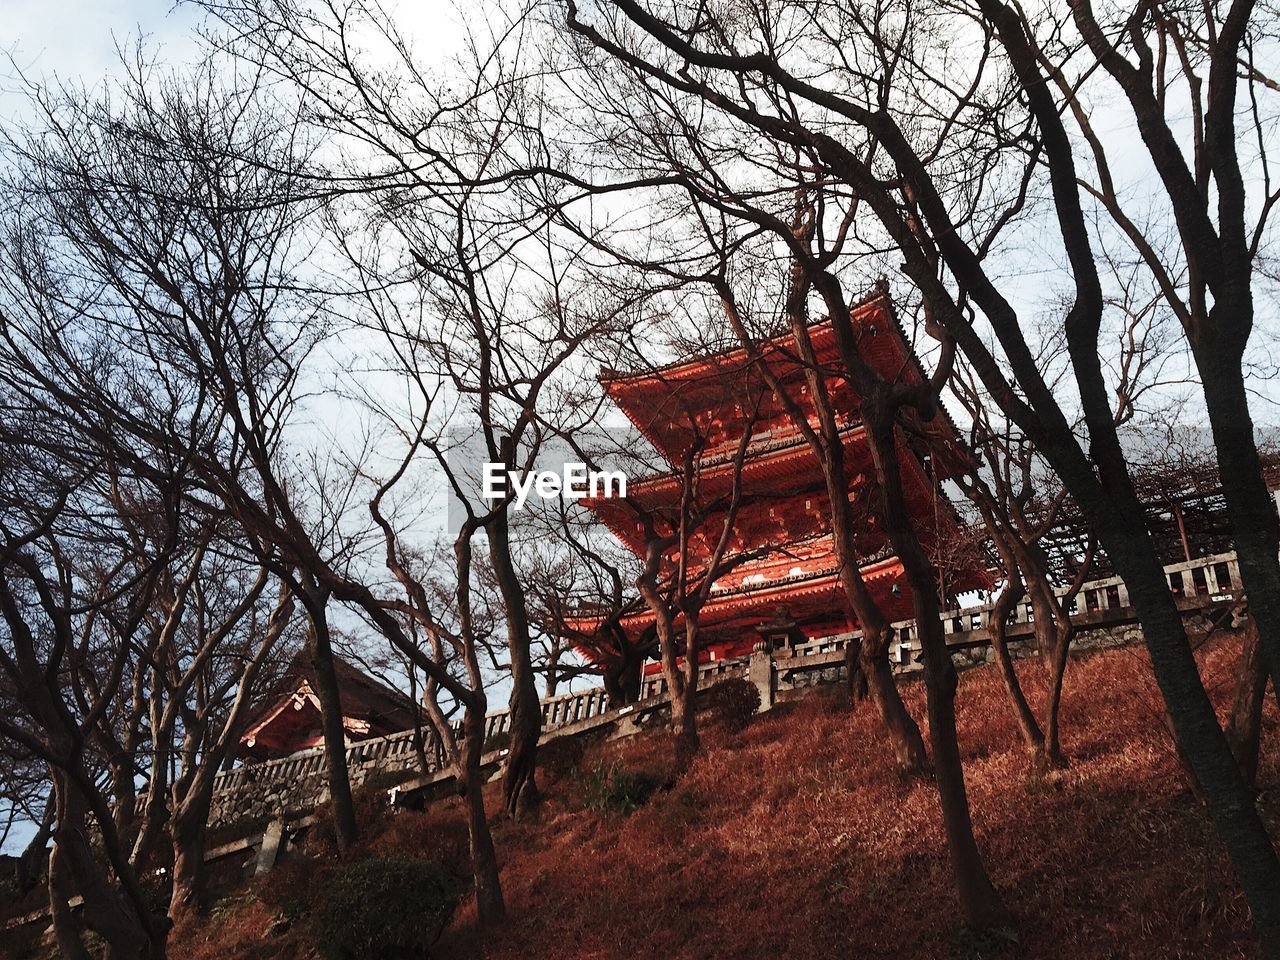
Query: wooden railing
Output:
[[891, 550, 1241, 662], [208, 550, 1244, 805]]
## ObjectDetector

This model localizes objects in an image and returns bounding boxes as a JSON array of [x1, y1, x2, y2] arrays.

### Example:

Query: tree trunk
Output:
[[829, 495, 928, 773], [130, 770, 170, 872], [858, 622, 928, 772], [988, 582, 1045, 756], [826, 469, 929, 773], [669, 619, 703, 775], [1028, 584, 1058, 670], [1226, 620, 1269, 787], [979, 282, 1280, 947], [51, 781, 157, 960], [670, 680, 700, 774], [501, 680, 541, 819], [1042, 617, 1074, 766], [1197, 340, 1280, 711], [845, 635, 870, 700], [458, 708, 506, 926], [489, 513, 542, 819], [1025, 542, 1087, 764], [637, 554, 700, 772], [48, 844, 94, 960], [603, 662, 626, 709], [300, 581, 357, 854], [981, 519, 1045, 757], [167, 769, 220, 928], [866, 405, 1007, 928], [17, 797, 54, 894], [605, 645, 643, 708], [168, 810, 207, 929]]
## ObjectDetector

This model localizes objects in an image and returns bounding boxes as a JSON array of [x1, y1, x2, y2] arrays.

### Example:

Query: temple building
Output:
[[567, 291, 986, 677], [238, 653, 422, 761]]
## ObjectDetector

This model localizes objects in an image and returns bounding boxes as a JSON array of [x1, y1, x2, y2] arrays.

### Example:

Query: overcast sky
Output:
[[4, 2, 196, 110], [3, 0, 470, 120]]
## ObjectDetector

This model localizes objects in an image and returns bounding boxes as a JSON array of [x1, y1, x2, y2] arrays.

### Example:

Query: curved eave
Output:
[[600, 289, 887, 390], [614, 554, 907, 635], [586, 422, 866, 515], [581, 433, 956, 560]]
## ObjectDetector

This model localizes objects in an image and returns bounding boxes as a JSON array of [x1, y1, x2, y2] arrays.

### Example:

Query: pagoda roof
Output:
[[592, 553, 912, 641], [599, 286, 896, 388], [598, 421, 865, 509], [598, 290, 969, 476], [585, 427, 953, 563]]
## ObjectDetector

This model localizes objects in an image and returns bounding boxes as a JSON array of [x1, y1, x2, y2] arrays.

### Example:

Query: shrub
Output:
[[258, 857, 328, 927], [576, 760, 660, 816], [706, 678, 761, 731], [306, 785, 392, 857], [365, 808, 471, 879], [316, 858, 462, 960]]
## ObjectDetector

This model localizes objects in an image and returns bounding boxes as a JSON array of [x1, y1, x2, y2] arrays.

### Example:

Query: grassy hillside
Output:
[[176, 636, 1278, 960]]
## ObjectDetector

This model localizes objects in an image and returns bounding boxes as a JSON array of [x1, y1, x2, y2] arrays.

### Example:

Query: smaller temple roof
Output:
[[238, 653, 422, 761]]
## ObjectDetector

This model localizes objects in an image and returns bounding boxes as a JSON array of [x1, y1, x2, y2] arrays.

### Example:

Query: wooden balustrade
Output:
[[198, 549, 1243, 810]]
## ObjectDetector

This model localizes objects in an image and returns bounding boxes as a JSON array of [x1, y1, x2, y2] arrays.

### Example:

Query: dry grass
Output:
[[175, 635, 1279, 960]]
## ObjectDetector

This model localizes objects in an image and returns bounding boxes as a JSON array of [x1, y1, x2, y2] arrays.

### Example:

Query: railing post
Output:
[[748, 642, 776, 713], [255, 817, 286, 876]]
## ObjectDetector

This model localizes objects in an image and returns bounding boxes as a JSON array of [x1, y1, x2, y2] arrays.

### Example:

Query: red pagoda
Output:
[[567, 291, 984, 676]]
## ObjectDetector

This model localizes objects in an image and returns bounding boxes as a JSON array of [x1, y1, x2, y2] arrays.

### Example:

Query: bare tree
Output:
[[0, 49, 379, 862], [559, 0, 1280, 941], [951, 359, 1095, 764], [1052, 0, 1280, 722], [714, 260, 933, 776], [0, 429, 182, 959], [196, 0, 644, 821], [628, 400, 760, 770], [160, 553, 296, 926], [524, 503, 654, 706]]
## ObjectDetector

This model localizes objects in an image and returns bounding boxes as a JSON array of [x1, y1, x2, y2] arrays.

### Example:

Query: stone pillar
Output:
[[748, 643, 775, 713], [254, 817, 286, 876], [607, 705, 642, 741]]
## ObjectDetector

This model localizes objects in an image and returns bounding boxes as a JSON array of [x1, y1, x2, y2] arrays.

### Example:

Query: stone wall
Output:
[[202, 730, 434, 832]]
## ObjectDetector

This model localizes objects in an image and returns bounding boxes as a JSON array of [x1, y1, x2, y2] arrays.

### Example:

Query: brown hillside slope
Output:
[[178, 636, 1278, 960]]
